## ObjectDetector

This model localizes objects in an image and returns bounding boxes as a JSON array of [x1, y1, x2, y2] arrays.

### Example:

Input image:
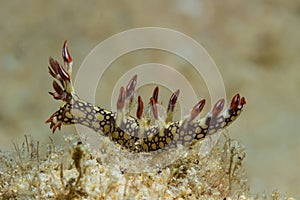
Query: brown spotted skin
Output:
[[46, 41, 246, 153]]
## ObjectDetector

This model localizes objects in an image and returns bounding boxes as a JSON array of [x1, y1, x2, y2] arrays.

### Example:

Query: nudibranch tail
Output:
[[46, 41, 246, 152]]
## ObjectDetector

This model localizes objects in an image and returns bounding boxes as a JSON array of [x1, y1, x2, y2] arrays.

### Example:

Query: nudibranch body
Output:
[[46, 41, 246, 153]]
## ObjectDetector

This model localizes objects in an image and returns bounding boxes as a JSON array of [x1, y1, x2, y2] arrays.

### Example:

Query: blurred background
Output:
[[0, 0, 299, 197]]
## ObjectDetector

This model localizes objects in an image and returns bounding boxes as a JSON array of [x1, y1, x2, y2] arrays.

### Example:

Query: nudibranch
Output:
[[46, 41, 246, 153]]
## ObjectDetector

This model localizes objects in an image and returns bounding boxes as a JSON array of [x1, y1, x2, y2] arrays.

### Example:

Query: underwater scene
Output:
[[0, 1, 299, 199]]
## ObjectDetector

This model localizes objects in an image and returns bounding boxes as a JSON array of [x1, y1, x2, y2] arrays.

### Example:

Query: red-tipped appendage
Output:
[[45, 112, 62, 133], [167, 89, 180, 113], [152, 86, 159, 103], [229, 93, 246, 113], [48, 57, 71, 100], [126, 74, 137, 101], [189, 99, 206, 121], [230, 94, 240, 110], [52, 81, 63, 95], [62, 40, 73, 66], [150, 97, 159, 120], [240, 97, 246, 106], [48, 58, 62, 81], [149, 87, 159, 120], [49, 81, 66, 100], [136, 96, 144, 119], [211, 99, 225, 118], [48, 57, 70, 82], [117, 87, 126, 111]]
